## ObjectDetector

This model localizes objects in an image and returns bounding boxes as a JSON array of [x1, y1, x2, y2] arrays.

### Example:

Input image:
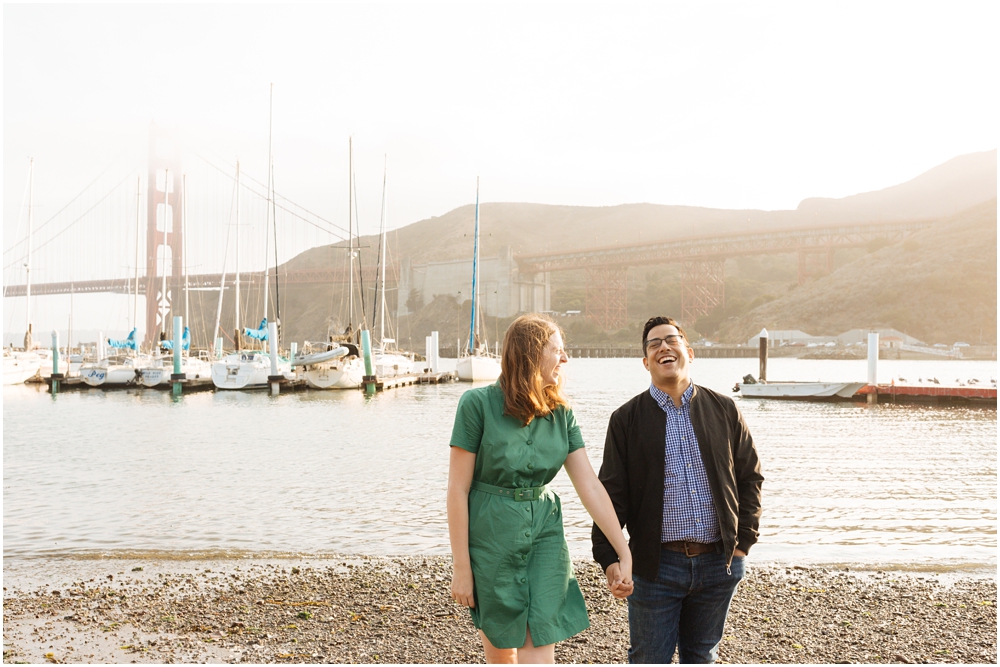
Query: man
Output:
[[592, 316, 763, 664]]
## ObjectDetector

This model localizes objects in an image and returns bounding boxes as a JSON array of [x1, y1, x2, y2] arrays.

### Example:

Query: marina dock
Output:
[[855, 383, 997, 406]]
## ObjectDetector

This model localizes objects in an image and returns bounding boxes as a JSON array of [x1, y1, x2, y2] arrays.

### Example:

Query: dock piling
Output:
[[50, 330, 62, 394], [268, 321, 282, 396], [361, 330, 376, 395], [171, 316, 185, 397], [758, 328, 768, 382], [867, 332, 879, 405]]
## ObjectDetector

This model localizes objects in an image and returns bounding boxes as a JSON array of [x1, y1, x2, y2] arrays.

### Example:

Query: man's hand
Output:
[[605, 562, 634, 599], [451, 565, 475, 608], [734, 549, 747, 558]]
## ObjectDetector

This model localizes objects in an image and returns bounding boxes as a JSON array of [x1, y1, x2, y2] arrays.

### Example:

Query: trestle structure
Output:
[[680, 260, 725, 325], [797, 247, 834, 285], [518, 220, 929, 331], [585, 267, 628, 332], [145, 125, 184, 345]]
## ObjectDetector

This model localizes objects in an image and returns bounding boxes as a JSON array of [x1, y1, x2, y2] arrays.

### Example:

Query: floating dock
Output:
[[855, 383, 996, 406], [419, 370, 459, 384], [362, 371, 458, 392]]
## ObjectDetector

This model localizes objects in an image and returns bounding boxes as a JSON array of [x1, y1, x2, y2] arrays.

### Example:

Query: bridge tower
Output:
[[680, 260, 725, 325], [144, 125, 184, 346], [585, 267, 628, 332]]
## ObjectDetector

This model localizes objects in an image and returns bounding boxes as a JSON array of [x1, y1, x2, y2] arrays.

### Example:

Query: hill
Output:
[[718, 199, 998, 345], [284, 149, 996, 271]]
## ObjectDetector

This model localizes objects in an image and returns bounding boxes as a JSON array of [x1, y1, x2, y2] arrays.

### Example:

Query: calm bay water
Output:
[[3, 357, 996, 572]]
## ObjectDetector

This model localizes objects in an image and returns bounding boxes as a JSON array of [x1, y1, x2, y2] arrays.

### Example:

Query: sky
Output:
[[3, 1, 997, 340]]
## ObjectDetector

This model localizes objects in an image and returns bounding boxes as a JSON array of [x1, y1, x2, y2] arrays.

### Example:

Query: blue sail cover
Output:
[[160, 327, 191, 351], [244, 318, 268, 341], [107, 328, 137, 350]]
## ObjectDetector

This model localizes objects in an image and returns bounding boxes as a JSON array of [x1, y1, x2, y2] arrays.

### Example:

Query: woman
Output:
[[448, 314, 633, 664]]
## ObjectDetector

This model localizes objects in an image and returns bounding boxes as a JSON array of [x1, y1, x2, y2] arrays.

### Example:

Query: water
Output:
[[3, 357, 996, 573]]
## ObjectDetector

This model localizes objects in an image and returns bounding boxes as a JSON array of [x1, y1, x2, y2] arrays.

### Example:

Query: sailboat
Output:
[[213, 90, 293, 390], [301, 137, 366, 390], [139, 174, 211, 387], [456, 178, 501, 383], [370, 157, 415, 378], [3, 159, 44, 385], [79, 173, 157, 387]]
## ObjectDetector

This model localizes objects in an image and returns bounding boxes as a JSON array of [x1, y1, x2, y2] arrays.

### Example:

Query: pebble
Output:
[[3, 558, 995, 663]]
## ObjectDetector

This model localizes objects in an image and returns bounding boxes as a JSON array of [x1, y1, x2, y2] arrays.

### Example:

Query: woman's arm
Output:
[[447, 446, 478, 607], [564, 448, 634, 598]]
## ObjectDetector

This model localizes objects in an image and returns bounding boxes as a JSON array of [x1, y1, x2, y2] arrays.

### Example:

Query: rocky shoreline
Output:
[[3, 557, 995, 664]]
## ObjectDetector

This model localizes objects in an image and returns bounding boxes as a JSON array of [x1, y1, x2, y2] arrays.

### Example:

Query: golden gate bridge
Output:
[[4, 125, 930, 343]]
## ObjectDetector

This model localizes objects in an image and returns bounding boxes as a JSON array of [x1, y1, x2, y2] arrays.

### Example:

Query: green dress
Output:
[[449, 383, 590, 649]]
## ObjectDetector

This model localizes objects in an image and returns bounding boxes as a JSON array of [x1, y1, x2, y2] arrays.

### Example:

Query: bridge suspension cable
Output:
[[191, 149, 349, 241]]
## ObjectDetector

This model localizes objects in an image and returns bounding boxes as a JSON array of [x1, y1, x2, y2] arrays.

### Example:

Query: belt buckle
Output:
[[514, 488, 536, 502], [683, 542, 694, 558]]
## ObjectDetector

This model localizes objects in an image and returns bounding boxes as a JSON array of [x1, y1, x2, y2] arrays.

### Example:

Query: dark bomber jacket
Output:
[[592, 383, 763, 579]]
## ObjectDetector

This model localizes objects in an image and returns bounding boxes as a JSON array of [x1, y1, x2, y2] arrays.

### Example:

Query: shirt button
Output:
[[527, 463, 534, 469], [524, 531, 530, 537], [687, 464, 691, 468], [520, 578, 526, 583], [526, 439, 532, 445], [522, 554, 528, 560]]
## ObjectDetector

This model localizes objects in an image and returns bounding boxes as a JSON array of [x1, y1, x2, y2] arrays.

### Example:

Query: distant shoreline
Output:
[[3, 556, 995, 664]]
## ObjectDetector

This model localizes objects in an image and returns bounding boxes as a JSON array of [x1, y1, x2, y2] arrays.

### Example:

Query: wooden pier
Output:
[[419, 370, 459, 384], [361, 371, 457, 392]]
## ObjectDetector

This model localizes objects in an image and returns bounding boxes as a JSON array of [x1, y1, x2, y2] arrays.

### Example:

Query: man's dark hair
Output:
[[641, 316, 687, 355]]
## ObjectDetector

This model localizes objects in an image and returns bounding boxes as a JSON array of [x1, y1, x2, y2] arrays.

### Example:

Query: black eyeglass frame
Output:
[[643, 334, 685, 353]]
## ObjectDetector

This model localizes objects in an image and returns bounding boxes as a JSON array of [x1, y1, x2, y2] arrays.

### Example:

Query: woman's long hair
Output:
[[499, 314, 570, 426]]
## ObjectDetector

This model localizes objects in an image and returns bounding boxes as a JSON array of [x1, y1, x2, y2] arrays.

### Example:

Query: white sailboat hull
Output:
[[79, 356, 151, 386], [140, 358, 213, 387], [373, 352, 415, 378], [302, 357, 365, 389], [738, 381, 867, 399], [457, 355, 501, 382], [3, 352, 42, 385], [212, 352, 291, 390]]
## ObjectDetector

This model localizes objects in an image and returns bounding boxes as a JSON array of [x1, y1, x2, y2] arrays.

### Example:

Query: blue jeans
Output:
[[627, 548, 745, 664]]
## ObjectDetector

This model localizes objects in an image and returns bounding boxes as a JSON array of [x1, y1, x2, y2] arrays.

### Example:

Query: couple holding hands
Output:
[[448, 314, 764, 664]]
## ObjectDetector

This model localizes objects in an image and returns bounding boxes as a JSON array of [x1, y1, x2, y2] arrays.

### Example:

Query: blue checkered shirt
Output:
[[650, 382, 721, 544]]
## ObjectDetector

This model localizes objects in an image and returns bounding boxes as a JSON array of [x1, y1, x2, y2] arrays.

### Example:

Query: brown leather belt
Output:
[[662, 540, 722, 557]]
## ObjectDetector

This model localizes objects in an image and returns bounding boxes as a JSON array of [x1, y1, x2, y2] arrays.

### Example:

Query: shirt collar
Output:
[[649, 381, 694, 409]]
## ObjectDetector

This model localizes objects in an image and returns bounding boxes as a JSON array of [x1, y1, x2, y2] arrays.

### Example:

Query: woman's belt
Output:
[[470, 480, 548, 502]]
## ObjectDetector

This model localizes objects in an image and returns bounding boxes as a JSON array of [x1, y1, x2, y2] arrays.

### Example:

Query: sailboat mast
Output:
[[467, 177, 480, 355], [182, 174, 190, 339], [132, 175, 141, 337], [348, 136, 354, 333], [160, 169, 171, 337], [263, 83, 273, 324], [378, 155, 388, 345], [235, 161, 241, 342], [25, 158, 34, 345]]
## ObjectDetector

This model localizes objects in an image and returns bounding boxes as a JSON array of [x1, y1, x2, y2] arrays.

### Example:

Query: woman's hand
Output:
[[451, 564, 475, 608], [606, 553, 634, 599]]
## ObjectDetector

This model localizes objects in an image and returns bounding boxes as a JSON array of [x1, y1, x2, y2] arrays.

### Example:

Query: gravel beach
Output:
[[3, 557, 995, 664]]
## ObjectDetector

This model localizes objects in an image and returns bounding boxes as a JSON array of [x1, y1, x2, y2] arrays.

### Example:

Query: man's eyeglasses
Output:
[[644, 335, 684, 353]]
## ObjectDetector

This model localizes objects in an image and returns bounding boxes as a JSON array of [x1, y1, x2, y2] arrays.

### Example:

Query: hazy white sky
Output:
[[2, 2, 997, 339]]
